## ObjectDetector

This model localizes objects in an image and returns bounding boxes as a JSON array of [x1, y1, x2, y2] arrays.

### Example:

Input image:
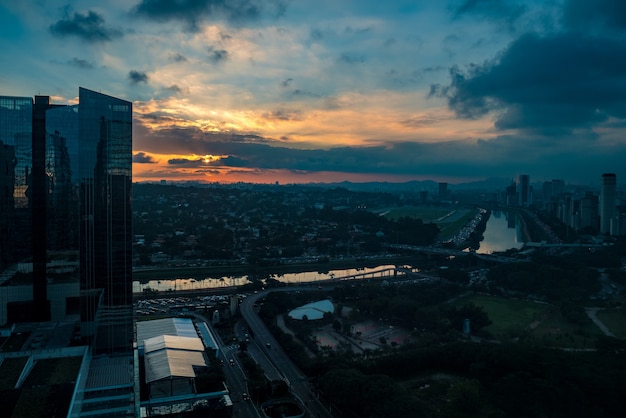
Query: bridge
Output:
[[383, 243, 518, 264]]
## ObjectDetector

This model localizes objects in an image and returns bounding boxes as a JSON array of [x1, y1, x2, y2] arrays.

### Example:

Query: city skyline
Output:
[[1, 1, 626, 184]]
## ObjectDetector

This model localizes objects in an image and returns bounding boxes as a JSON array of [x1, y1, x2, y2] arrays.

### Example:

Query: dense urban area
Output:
[[129, 180, 626, 418], [2, 179, 626, 417]]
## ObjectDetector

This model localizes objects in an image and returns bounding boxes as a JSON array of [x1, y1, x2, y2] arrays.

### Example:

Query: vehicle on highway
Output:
[[242, 393, 249, 401], [266, 342, 271, 348], [229, 358, 235, 366]]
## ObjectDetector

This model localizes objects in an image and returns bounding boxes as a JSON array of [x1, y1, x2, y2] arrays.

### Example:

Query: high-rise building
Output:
[[579, 191, 599, 232], [600, 173, 617, 235], [0, 88, 132, 354], [518, 174, 530, 207]]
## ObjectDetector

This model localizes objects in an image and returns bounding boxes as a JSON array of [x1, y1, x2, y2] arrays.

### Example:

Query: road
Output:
[[192, 312, 260, 418], [240, 288, 333, 418]]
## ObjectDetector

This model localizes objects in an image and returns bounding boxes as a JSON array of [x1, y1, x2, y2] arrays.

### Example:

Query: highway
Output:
[[240, 288, 333, 418], [192, 312, 260, 418]]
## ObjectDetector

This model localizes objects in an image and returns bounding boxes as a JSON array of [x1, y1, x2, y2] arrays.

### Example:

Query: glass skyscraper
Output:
[[0, 88, 133, 354]]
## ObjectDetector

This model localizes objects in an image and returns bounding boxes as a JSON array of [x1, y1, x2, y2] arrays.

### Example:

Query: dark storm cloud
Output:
[[67, 57, 94, 69], [453, 0, 527, 30], [50, 10, 122, 43], [563, 0, 626, 31], [207, 46, 229, 62], [133, 152, 157, 163], [129, 70, 149, 84], [211, 155, 250, 167], [133, 0, 288, 31], [431, 32, 626, 134], [168, 158, 200, 166]]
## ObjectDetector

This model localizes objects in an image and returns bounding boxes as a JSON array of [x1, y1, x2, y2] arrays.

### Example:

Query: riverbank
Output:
[[132, 255, 418, 282]]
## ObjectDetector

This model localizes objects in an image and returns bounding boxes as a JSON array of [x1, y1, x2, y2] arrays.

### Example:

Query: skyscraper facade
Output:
[[0, 88, 132, 354], [600, 173, 617, 235]]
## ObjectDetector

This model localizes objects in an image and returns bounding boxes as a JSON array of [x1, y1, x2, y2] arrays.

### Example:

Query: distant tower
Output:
[[518, 174, 530, 207], [600, 173, 617, 234]]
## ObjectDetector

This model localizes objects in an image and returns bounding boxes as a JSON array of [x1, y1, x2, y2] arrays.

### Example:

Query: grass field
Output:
[[374, 206, 479, 241], [436, 209, 478, 240], [451, 293, 604, 348], [596, 307, 626, 338], [377, 206, 451, 222]]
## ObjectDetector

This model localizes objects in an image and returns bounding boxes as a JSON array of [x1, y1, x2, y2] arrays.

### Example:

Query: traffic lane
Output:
[[240, 289, 332, 418], [221, 346, 260, 418]]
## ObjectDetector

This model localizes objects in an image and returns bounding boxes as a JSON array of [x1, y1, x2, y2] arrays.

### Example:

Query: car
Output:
[[265, 342, 271, 348], [229, 359, 235, 366], [242, 393, 249, 401]]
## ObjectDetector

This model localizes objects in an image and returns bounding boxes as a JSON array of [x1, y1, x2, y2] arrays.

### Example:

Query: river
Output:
[[476, 210, 525, 254], [132, 264, 397, 293]]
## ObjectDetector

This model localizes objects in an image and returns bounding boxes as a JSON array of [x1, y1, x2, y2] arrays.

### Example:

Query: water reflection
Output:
[[132, 265, 396, 293], [476, 210, 524, 254]]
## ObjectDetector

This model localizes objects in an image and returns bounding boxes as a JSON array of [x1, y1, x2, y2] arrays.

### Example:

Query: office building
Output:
[[1, 88, 135, 416], [579, 191, 599, 232], [1, 88, 132, 352], [600, 173, 617, 235]]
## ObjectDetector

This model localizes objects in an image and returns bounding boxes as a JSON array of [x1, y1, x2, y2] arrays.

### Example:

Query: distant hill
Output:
[[303, 177, 512, 193]]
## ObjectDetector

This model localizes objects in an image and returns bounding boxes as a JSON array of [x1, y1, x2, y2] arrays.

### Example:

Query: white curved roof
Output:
[[288, 299, 334, 320], [144, 334, 205, 354], [136, 317, 198, 349], [145, 349, 206, 383]]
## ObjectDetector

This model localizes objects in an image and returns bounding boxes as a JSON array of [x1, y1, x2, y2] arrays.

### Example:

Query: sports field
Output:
[[375, 206, 477, 240]]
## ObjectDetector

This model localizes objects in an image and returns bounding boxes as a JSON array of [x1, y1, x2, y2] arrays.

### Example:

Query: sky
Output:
[[1, 0, 626, 185]]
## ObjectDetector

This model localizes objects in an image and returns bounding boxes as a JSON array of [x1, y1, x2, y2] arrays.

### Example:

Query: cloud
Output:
[[133, 152, 157, 163], [129, 70, 149, 84], [49, 10, 122, 43], [207, 46, 229, 62], [132, 0, 288, 31], [67, 57, 94, 69], [168, 52, 188, 62], [562, 0, 626, 31], [168, 158, 201, 166], [262, 109, 303, 121], [431, 33, 626, 134], [339, 53, 366, 65], [212, 155, 250, 167], [451, 0, 526, 29]]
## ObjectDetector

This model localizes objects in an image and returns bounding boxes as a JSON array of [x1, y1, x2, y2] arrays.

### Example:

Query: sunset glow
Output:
[[2, 1, 626, 184]]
